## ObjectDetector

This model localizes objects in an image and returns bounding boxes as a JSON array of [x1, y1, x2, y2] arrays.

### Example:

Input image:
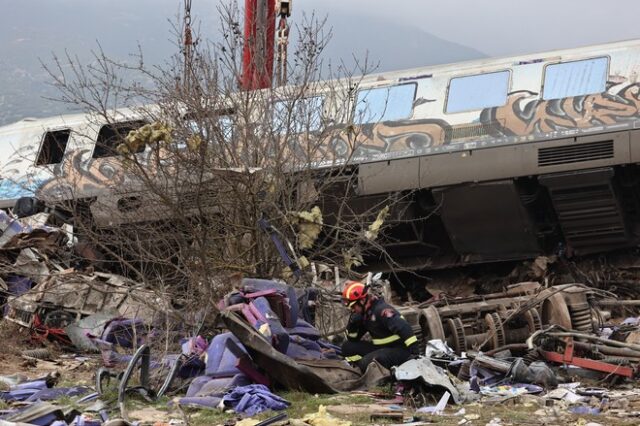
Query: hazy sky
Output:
[[299, 0, 640, 57], [3, 0, 640, 61], [2, 0, 640, 125]]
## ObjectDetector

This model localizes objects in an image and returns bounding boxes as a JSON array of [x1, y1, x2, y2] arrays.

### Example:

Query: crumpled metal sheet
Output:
[[220, 310, 389, 393], [0, 212, 67, 251], [297, 358, 390, 392], [220, 309, 339, 393], [6, 271, 162, 327], [4, 401, 67, 424], [12, 248, 49, 283], [393, 357, 464, 404]]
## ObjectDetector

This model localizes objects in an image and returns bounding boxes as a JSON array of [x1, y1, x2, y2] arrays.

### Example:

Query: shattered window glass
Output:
[[355, 84, 416, 124], [36, 129, 70, 165], [93, 121, 146, 158], [543, 57, 608, 100], [446, 71, 510, 113]]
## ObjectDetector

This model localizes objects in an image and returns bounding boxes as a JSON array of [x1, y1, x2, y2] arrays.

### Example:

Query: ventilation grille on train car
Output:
[[538, 140, 613, 167], [445, 122, 494, 140]]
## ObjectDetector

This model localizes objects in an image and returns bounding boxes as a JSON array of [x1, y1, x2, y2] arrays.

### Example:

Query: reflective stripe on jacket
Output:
[[346, 297, 417, 349]]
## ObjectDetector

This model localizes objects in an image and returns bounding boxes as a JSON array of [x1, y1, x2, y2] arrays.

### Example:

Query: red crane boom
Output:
[[241, 0, 290, 91]]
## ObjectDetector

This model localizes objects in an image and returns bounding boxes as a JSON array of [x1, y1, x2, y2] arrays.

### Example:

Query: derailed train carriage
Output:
[[329, 38, 640, 270], [1, 39, 640, 271]]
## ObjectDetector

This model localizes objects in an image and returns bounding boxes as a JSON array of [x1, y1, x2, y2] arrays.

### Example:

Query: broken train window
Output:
[[92, 120, 147, 158], [36, 129, 71, 166]]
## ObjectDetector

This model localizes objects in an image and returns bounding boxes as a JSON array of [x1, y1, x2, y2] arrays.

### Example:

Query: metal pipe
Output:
[[484, 343, 529, 356], [422, 295, 532, 317], [465, 332, 488, 348], [472, 353, 512, 373], [545, 332, 640, 352], [572, 341, 640, 358], [256, 413, 288, 426], [596, 299, 640, 306]]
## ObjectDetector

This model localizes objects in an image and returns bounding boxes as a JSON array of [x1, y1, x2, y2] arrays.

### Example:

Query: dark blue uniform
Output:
[[341, 297, 419, 371]]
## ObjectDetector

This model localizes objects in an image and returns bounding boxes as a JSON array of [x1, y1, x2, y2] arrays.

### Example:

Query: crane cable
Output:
[[275, 1, 291, 87], [183, 0, 194, 90]]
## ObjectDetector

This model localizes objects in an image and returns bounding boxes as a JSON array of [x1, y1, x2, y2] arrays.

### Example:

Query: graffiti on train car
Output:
[[481, 81, 640, 136], [305, 118, 450, 165], [311, 78, 640, 166], [36, 149, 127, 201], [0, 148, 132, 203], [0, 143, 52, 200], [2, 75, 640, 202], [351, 118, 450, 155]]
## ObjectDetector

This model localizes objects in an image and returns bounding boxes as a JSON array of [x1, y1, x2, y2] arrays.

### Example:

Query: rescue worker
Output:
[[341, 280, 420, 371]]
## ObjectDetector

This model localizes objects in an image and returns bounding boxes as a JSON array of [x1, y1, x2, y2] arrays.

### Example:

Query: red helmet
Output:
[[342, 280, 368, 306]]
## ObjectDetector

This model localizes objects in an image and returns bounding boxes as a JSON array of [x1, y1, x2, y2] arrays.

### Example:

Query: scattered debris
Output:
[[4, 209, 640, 425]]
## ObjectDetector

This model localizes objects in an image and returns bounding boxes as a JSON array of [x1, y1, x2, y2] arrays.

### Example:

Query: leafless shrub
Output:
[[23, 1, 414, 342]]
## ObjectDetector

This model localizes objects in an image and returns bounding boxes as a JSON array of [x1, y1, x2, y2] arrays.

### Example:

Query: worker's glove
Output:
[[347, 313, 363, 326]]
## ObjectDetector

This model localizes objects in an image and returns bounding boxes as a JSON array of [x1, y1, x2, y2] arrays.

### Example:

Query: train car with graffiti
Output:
[[324, 38, 640, 270], [1, 39, 640, 269], [0, 108, 152, 225]]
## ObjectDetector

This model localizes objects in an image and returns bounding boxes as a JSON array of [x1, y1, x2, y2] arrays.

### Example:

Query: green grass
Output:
[[188, 408, 237, 426], [280, 391, 374, 418], [185, 390, 378, 426], [50, 395, 82, 411]]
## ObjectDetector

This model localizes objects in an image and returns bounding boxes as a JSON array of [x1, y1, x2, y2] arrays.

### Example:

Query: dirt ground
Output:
[[0, 320, 637, 426], [0, 320, 98, 386]]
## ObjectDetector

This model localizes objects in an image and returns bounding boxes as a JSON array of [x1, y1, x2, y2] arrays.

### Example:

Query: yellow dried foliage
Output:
[[186, 134, 203, 151], [303, 405, 352, 426], [118, 121, 173, 155], [342, 247, 363, 270], [365, 205, 389, 240], [291, 206, 323, 249]]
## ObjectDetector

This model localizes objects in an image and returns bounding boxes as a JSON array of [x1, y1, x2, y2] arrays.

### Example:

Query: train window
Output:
[[355, 83, 416, 124], [446, 71, 510, 113], [93, 120, 146, 158], [273, 96, 324, 133], [36, 129, 70, 166], [184, 110, 235, 145], [218, 115, 234, 140], [543, 57, 608, 100]]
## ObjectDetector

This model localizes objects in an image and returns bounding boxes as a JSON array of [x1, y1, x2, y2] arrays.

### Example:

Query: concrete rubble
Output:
[[2, 213, 640, 424]]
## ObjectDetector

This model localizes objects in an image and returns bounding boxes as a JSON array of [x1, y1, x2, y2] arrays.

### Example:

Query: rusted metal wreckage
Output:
[[0, 210, 165, 345], [214, 278, 640, 389], [399, 282, 595, 355], [392, 281, 640, 378], [1, 206, 640, 389], [5, 271, 160, 330]]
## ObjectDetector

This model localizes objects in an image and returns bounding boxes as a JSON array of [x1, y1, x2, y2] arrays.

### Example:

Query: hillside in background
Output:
[[0, 2, 486, 126]]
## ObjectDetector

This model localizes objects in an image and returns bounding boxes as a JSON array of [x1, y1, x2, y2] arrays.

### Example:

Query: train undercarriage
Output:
[[346, 162, 640, 276]]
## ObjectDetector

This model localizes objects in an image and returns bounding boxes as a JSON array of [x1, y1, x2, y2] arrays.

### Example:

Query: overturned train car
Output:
[[336, 39, 640, 269], [1, 40, 640, 270]]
